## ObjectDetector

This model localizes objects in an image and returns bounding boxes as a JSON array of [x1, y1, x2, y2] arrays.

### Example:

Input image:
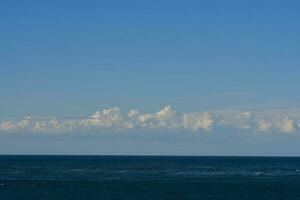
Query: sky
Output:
[[0, 0, 300, 155]]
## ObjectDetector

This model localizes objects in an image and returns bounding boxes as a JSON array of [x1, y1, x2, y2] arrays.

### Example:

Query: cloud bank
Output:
[[0, 106, 299, 134]]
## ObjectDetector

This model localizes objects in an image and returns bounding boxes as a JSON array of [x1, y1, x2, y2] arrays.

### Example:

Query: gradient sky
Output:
[[0, 1, 300, 155]]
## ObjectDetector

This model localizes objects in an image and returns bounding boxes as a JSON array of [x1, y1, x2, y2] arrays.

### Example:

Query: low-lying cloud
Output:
[[0, 106, 299, 134]]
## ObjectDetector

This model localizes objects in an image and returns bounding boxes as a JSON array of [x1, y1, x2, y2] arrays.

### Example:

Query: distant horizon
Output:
[[1, 154, 300, 158]]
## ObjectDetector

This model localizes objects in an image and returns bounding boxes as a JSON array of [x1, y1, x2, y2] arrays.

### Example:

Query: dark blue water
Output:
[[1, 156, 300, 199]]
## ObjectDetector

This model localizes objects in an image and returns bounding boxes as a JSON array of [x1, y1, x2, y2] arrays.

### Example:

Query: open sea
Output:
[[1, 156, 300, 199]]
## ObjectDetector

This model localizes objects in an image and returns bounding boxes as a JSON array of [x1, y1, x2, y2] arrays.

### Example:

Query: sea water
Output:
[[1, 156, 300, 199]]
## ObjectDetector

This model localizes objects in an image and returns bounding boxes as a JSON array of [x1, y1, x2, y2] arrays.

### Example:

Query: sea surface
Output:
[[1, 156, 300, 200]]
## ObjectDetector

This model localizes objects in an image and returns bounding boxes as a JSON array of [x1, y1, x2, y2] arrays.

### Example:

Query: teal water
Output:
[[1, 156, 300, 199]]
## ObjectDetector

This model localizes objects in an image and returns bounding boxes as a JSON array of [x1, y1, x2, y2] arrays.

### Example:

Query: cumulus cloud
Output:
[[17, 116, 32, 129], [155, 106, 175, 121], [0, 105, 299, 134], [128, 110, 139, 118], [129, 106, 181, 129], [80, 107, 124, 128], [1, 121, 18, 131], [182, 112, 213, 131], [277, 117, 295, 133], [257, 119, 272, 132]]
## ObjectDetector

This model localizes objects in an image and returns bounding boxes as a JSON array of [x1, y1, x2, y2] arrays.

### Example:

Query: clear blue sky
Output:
[[0, 1, 300, 155]]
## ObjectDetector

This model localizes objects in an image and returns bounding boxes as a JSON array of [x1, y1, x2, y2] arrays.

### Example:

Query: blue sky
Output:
[[0, 1, 300, 155]]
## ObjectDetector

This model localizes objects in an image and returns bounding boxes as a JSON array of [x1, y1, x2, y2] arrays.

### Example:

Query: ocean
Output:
[[1, 156, 300, 199]]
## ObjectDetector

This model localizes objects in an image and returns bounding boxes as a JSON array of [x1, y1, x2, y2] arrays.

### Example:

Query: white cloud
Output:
[[277, 117, 295, 133], [17, 116, 32, 129], [0, 106, 299, 134], [257, 119, 272, 132], [138, 114, 152, 123], [152, 106, 180, 129], [80, 107, 125, 129], [1, 121, 18, 131], [155, 105, 175, 121], [130, 106, 180, 129], [33, 121, 48, 132], [128, 110, 139, 118], [182, 112, 213, 131]]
